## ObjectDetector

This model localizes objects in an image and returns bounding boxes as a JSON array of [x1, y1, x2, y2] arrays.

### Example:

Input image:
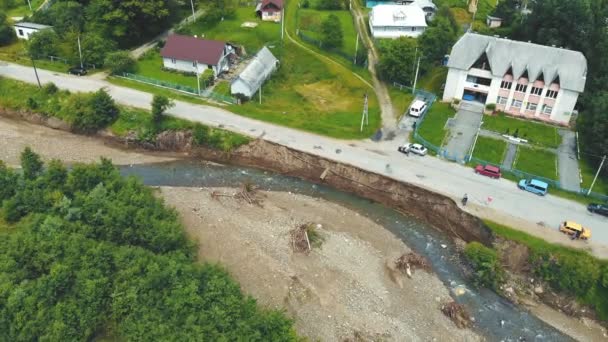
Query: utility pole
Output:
[[412, 56, 421, 94], [354, 33, 359, 64], [196, 61, 201, 95], [411, 47, 418, 82], [190, 0, 196, 21], [587, 155, 606, 195], [360, 93, 369, 132], [77, 34, 84, 69], [259, 84, 262, 104], [30, 57, 41, 88], [27, 0, 32, 11], [281, 8, 285, 41]]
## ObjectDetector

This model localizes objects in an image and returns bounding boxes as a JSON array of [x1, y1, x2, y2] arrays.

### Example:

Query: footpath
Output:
[[1, 61, 607, 256]]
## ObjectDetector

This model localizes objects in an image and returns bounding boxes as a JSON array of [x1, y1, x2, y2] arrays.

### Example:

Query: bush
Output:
[[200, 69, 215, 88], [43, 82, 58, 94], [452, 98, 460, 105], [485, 103, 496, 111], [104, 50, 136, 75], [192, 124, 209, 146], [464, 242, 505, 290]]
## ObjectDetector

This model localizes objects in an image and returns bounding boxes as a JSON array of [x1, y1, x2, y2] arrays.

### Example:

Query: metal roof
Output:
[[447, 33, 587, 92], [161, 34, 226, 65], [232, 46, 278, 96], [14, 22, 52, 30], [369, 4, 427, 28], [530, 179, 549, 188]]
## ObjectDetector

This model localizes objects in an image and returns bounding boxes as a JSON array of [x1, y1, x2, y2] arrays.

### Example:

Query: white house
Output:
[[160, 34, 234, 77], [255, 0, 283, 22], [231, 46, 278, 99], [369, 5, 427, 39], [13, 22, 52, 40], [443, 33, 587, 125]]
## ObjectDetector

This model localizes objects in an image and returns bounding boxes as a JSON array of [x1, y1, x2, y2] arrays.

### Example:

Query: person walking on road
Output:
[[462, 193, 468, 206]]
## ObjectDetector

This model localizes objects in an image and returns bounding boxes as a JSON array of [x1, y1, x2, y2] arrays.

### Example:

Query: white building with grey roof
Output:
[[443, 33, 587, 125], [231, 46, 279, 99], [13, 22, 53, 40]]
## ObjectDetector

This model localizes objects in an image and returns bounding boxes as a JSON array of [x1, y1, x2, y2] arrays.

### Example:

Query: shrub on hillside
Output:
[[464, 242, 505, 290], [104, 50, 136, 75]]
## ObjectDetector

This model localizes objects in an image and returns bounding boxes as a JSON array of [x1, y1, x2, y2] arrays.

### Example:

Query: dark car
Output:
[[587, 203, 608, 217], [475, 164, 501, 179], [68, 67, 88, 76]]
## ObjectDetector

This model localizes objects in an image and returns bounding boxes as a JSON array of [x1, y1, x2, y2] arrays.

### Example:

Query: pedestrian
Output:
[[486, 196, 493, 206], [412, 121, 417, 130], [385, 163, 391, 173], [462, 193, 468, 206]]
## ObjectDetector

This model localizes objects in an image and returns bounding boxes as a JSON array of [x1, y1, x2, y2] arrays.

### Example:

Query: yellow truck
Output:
[[559, 221, 591, 240]]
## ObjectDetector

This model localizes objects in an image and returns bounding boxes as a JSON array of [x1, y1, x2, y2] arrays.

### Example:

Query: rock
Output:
[[505, 287, 515, 295], [441, 244, 447, 249], [534, 286, 543, 294]]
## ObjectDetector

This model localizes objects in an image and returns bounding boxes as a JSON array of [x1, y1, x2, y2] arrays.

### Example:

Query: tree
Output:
[[320, 14, 343, 49], [0, 12, 15, 46], [80, 32, 117, 66], [27, 30, 60, 58], [376, 37, 417, 84], [69, 89, 119, 131], [45, 1, 85, 35], [104, 50, 135, 74], [316, 0, 342, 10], [151, 95, 175, 125], [577, 92, 608, 172], [419, 15, 457, 65], [491, 0, 522, 26], [21, 147, 44, 180]]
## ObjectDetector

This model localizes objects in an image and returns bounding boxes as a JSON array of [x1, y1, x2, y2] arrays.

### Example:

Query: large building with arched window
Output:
[[442, 33, 587, 125]]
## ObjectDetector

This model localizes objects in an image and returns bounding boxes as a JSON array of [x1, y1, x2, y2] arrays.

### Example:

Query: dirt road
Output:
[[161, 186, 481, 341]]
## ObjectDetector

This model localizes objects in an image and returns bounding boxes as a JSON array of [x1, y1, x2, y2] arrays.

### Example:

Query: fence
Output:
[[395, 83, 608, 202], [120, 73, 237, 105]]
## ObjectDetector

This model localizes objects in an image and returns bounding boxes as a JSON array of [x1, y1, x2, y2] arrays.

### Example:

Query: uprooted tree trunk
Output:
[[209, 182, 263, 206], [395, 252, 431, 278], [290, 224, 312, 254], [441, 301, 471, 329]]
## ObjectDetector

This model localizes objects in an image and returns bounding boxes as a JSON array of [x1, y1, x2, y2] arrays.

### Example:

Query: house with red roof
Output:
[[160, 34, 235, 77], [255, 0, 283, 22]]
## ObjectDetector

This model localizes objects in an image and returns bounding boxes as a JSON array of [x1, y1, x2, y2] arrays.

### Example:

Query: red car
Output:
[[475, 164, 501, 179]]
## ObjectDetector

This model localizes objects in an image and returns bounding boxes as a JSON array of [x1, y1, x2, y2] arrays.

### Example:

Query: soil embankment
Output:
[[161, 186, 481, 341]]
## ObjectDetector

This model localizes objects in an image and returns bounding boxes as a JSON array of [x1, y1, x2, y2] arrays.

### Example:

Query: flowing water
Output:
[[121, 160, 572, 341]]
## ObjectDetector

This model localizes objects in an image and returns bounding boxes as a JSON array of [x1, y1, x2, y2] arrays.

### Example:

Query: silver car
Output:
[[398, 143, 428, 156]]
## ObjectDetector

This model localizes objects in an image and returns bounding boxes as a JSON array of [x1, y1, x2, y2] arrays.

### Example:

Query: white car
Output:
[[398, 143, 428, 156], [408, 100, 427, 117]]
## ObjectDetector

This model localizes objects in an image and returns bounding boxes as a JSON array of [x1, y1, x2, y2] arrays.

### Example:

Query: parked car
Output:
[[518, 178, 549, 196], [559, 221, 591, 240], [408, 100, 427, 117], [398, 143, 428, 156], [587, 203, 608, 217], [475, 164, 501, 179], [68, 67, 88, 76]]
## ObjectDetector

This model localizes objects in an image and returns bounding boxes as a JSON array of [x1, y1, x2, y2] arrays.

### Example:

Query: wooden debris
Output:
[[440, 301, 471, 329], [395, 252, 431, 275], [290, 224, 311, 254], [320, 167, 330, 180]]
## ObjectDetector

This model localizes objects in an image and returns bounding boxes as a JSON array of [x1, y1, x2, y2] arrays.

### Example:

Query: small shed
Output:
[[231, 46, 279, 99], [486, 16, 503, 28], [14, 22, 52, 40]]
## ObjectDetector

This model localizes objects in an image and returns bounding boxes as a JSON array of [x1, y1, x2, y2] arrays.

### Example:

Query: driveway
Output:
[[2, 62, 608, 256], [558, 130, 581, 192], [443, 101, 483, 161]]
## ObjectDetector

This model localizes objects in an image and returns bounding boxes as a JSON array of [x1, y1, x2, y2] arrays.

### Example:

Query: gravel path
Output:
[[161, 186, 481, 341]]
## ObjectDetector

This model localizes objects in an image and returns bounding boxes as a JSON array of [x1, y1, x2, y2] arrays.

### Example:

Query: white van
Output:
[[408, 100, 427, 117]]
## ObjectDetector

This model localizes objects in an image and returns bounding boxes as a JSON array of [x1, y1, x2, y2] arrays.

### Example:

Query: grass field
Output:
[[181, 7, 281, 53], [213, 81, 232, 97], [482, 113, 562, 149], [514, 146, 558, 180], [579, 158, 608, 195], [298, 9, 358, 56], [418, 67, 447, 95], [4, 0, 44, 17], [389, 87, 415, 119], [472, 136, 507, 165], [133, 50, 199, 89], [417, 102, 455, 147], [0, 40, 72, 73]]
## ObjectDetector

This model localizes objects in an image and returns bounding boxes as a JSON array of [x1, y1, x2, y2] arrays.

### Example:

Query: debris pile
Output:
[[290, 224, 312, 254], [395, 252, 431, 277], [210, 182, 263, 206], [440, 301, 471, 329]]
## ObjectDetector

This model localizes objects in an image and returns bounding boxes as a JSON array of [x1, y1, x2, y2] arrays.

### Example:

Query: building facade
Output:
[[369, 4, 427, 39], [161, 35, 234, 77], [256, 0, 283, 22], [443, 33, 587, 125], [13, 22, 52, 40]]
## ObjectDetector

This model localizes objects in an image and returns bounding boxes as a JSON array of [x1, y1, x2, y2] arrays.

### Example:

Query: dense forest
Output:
[[492, 0, 608, 175], [0, 149, 298, 340]]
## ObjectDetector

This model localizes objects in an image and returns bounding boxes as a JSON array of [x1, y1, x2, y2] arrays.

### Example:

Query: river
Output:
[[120, 160, 572, 341]]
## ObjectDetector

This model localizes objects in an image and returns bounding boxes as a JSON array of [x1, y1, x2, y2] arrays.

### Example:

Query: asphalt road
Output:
[[444, 103, 483, 162], [1, 62, 607, 251], [558, 130, 581, 192]]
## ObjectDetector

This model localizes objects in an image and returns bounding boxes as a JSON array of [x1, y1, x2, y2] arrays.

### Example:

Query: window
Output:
[[511, 100, 522, 108], [411, 27, 416, 31], [515, 83, 527, 92], [526, 102, 537, 111], [531, 87, 543, 96], [192, 61, 197, 67], [543, 105, 553, 114], [496, 96, 507, 105], [546, 90, 558, 99], [500, 80, 512, 89], [171, 58, 176, 64], [18, 29, 23, 36]]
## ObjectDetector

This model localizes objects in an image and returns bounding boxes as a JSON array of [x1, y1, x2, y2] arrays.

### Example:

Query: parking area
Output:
[[443, 101, 483, 161]]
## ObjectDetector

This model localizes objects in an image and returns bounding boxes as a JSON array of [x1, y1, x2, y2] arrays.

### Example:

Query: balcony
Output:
[[464, 81, 490, 93]]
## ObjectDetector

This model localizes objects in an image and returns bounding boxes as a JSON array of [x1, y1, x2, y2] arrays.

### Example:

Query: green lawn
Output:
[[580, 158, 608, 195], [5, 0, 44, 17], [418, 66, 447, 95], [389, 87, 415, 119], [472, 136, 507, 165], [417, 102, 455, 147], [514, 146, 558, 180], [482, 113, 562, 148], [134, 49, 198, 90], [298, 9, 358, 56], [213, 81, 231, 97], [181, 7, 281, 53]]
